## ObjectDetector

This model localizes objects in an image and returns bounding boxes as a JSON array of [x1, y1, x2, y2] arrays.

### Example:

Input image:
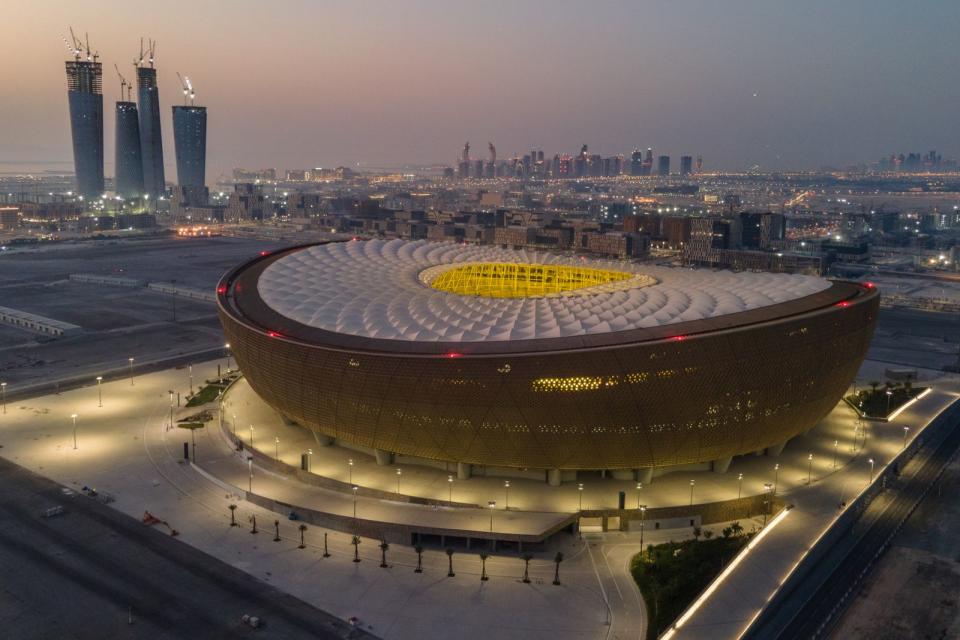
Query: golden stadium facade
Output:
[[217, 239, 878, 474]]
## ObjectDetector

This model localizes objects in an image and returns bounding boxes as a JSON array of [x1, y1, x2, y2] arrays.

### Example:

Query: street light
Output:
[[737, 473, 744, 499], [128, 357, 134, 385], [868, 458, 875, 483], [1, 381, 7, 414], [639, 505, 647, 549], [762, 483, 773, 527], [689, 479, 695, 506], [71, 413, 78, 450], [274, 436, 280, 460], [352, 485, 359, 519], [578, 482, 584, 510], [168, 391, 174, 429], [249, 424, 254, 448], [773, 463, 780, 497], [903, 426, 910, 450], [396, 468, 402, 494], [885, 389, 893, 415], [348, 458, 354, 483], [833, 439, 839, 469], [307, 448, 313, 472], [96, 376, 103, 407], [447, 474, 454, 505], [635, 482, 643, 508], [232, 413, 237, 438], [188, 364, 193, 395], [807, 453, 813, 485], [504, 480, 510, 510], [247, 457, 253, 492], [488, 500, 496, 532], [225, 343, 232, 371]]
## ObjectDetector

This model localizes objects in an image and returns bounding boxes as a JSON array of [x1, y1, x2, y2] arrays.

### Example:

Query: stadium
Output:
[[217, 239, 878, 483]]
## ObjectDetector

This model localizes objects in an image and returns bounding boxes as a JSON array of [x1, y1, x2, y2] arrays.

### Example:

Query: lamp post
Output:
[[578, 482, 584, 511], [689, 479, 695, 506], [885, 389, 893, 415], [762, 483, 773, 527], [773, 463, 780, 497], [96, 376, 103, 407], [1, 381, 6, 414], [903, 426, 910, 450], [868, 458, 875, 483], [225, 343, 232, 371], [639, 505, 647, 549], [833, 439, 839, 469], [249, 424, 254, 448], [248, 457, 253, 492], [188, 364, 193, 395], [307, 448, 313, 472], [504, 480, 510, 510], [488, 500, 496, 532], [274, 436, 280, 460], [636, 482, 643, 509], [807, 453, 813, 485], [737, 473, 743, 499], [71, 413, 78, 449], [396, 468, 402, 494], [232, 413, 237, 439], [348, 458, 354, 483], [447, 475, 454, 505], [352, 485, 358, 519], [128, 357, 134, 386]]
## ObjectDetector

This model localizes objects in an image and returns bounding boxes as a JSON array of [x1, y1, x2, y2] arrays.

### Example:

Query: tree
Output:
[[228, 503, 237, 527], [414, 544, 424, 573], [722, 526, 732, 538], [730, 521, 743, 537], [553, 551, 564, 585], [692, 526, 702, 540], [703, 529, 714, 540], [352, 535, 361, 563], [479, 552, 489, 581], [379, 540, 390, 568], [869, 381, 880, 393], [298, 524, 307, 549], [445, 548, 455, 577], [521, 554, 533, 584]]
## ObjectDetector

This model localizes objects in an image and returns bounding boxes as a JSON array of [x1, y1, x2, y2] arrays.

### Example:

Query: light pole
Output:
[[274, 436, 280, 460], [578, 482, 584, 510], [248, 457, 253, 492], [639, 505, 647, 549], [225, 343, 232, 371], [773, 463, 780, 497], [348, 458, 354, 483], [833, 439, 839, 469], [868, 458, 875, 483], [307, 448, 313, 472], [96, 376, 103, 407], [232, 413, 237, 439], [807, 453, 813, 485], [636, 482, 643, 509], [447, 474, 454, 505], [352, 485, 358, 519], [762, 483, 772, 527], [903, 426, 910, 450], [189, 364, 193, 395], [71, 413, 78, 450], [504, 480, 510, 510], [488, 500, 496, 532], [689, 479, 695, 506], [168, 391, 174, 429], [128, 357, 134, 386], [2, 381, 7, 414], [737, 473, 743, 499], [249, 424, 254, 448], [885, 389, 893, 415], [396, 468, 402, 494]]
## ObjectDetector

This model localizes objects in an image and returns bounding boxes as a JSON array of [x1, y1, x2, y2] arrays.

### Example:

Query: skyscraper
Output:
[[136, 46, 165, 197], [630, 149, 643, 176], [172, 105, 207, 188], [64, 36, 104, 199], [680, 155, 693, 176], [657, 155, 671, 176], [115, 100, 144, 197]]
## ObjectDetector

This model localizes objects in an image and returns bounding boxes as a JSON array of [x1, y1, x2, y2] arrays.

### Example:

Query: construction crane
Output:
[[63, 28, 82, 61], [175, 72, 195, 106], [135, 37, 156, 68], [114, 64, 131, 101]]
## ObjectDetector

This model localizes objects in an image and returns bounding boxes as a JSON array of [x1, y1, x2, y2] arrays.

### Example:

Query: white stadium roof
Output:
[[257, 239, 831, 342]]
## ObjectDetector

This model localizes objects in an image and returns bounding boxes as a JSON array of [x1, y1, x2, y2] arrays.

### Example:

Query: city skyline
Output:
[[4, 1, 960, 180]]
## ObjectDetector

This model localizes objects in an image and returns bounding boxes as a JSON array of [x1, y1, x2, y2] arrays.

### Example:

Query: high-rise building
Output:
[[630, 149, 643, 176], [680, 155, 693, 176], [137, 64, 165, 196], [115, 101, 144, 198], [657, 155, 670, 176], [65, 50, 104, 199], [642, 148, 653, 175], [172, 105, 207, 188]]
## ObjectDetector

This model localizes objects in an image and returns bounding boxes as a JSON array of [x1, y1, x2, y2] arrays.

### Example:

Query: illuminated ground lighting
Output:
[[886, 387, 933, 422], [427, 262, 649, 298], [662, 508, 792, 640]]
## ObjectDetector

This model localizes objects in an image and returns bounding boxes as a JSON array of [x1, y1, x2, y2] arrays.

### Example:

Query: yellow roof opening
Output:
[[428, 262, 639, 298]]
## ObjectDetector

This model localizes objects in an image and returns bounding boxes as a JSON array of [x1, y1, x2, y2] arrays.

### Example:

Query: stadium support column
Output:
[[547, 469, 562, 487], [636, 468, 654, 485], [457, 462, 472, 480], [375, 449, 393, 465], [712, 457, 733, 473], [766, 440, 788, 457]]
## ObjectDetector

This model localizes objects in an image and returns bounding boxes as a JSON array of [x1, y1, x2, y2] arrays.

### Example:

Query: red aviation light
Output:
[[835, 301, 850, 308], [216, 284, 228, 295], [863, 281, 875, 289], [259, 250, 271, 257], [670, 335, 687, 342], [445, 352, 463, 358], [267, 330, 283, 338]]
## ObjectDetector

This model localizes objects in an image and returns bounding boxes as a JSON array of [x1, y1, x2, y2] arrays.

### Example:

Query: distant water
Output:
[[0, 160, 74, 176]]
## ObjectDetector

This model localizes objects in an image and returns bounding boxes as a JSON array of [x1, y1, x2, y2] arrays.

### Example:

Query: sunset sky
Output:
[[3, 0, 959, 178]]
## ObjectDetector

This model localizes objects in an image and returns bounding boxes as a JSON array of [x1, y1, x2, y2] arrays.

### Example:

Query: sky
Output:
[[2, 0, 959, 179]]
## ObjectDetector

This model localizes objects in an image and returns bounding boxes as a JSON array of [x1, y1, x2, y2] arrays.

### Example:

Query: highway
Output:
[[743, 402, 960, 639]]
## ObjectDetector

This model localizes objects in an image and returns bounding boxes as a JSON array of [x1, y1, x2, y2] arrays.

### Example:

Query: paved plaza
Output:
[[0, 359, 956, 639]]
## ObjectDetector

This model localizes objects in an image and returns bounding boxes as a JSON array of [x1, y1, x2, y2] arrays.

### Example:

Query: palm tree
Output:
[[869, 381, 880, 394], [692, 526, 702, 540], [298, 524, 307, 549], [379, 540, 390, 568], [414, 544, 424, 573], [521, 554, 533, 584], [352, 535, 361, 562], [703, 529, 714, 540], [479, 552, 489, 581], [730, 521, 743, 537], [552, 551, 564, 585], [445, 548, 455, 577], [228, 503, 237, 526]]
